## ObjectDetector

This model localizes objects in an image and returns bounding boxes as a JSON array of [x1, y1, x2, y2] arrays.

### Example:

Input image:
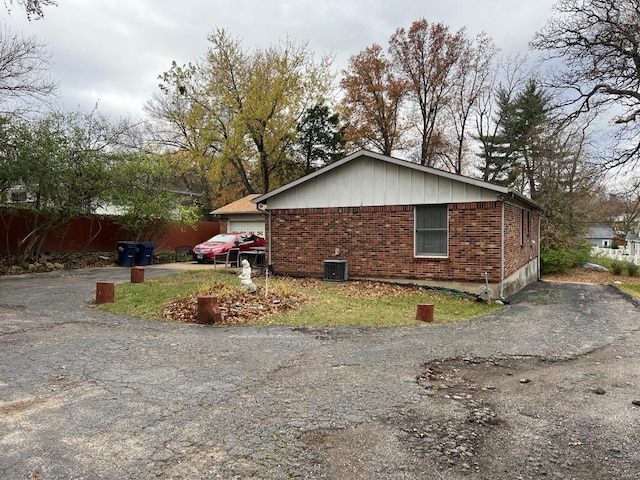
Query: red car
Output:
[[192, 233, 265, 263]]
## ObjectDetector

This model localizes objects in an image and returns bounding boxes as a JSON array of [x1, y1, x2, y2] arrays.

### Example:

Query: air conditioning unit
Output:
[[324, 260, 348, 282]]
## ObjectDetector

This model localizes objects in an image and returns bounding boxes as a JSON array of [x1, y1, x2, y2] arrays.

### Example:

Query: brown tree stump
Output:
[[197, 295, 222, 324], [416, 303, 434, 322], [96, 282, 115, 304], [131, 266, 145, 283]]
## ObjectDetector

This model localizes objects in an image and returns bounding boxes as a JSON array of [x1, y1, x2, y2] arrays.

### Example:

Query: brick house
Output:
[[211, 194, 266, 237], [253, 150, 542, 298]]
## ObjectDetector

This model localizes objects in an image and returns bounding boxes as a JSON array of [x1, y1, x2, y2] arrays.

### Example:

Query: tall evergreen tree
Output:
[[477, 79, 550, 194], [294, 103, 345, 175]]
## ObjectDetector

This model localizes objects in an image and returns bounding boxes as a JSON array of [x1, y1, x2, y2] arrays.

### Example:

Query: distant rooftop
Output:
[[211, 194, 262, 215], [586, 226, 615, 239]]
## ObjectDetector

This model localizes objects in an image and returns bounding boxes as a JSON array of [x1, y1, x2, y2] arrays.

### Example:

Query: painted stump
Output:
[[416, 303, 434, 322], [197, 295, 222, 324], [131, 266, 145, 283], [96, 281, 115, 304]]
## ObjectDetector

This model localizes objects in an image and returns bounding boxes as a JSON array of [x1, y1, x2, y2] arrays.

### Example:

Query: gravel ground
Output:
[[0, 266, 639, 479]]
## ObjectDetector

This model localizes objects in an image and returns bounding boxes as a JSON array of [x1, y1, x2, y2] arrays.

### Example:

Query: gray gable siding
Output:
[[265, 155, 500, 209]]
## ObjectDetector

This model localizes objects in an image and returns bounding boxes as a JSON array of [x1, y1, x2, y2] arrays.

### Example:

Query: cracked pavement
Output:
[[1, 266, 639, 479]]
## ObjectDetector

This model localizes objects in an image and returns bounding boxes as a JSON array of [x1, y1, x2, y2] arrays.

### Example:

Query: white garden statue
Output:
[[239, 259, 257, 293]]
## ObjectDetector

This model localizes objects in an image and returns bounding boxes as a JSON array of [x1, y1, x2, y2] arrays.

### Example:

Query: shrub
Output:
[[610, 260, 625, 276], [541, 244, 591, 274], [626, 261, 639, 277]]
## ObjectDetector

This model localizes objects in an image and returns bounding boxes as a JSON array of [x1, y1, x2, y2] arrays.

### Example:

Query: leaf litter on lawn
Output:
[[160, 278, 430, 325], [161, 280, 309, 325]]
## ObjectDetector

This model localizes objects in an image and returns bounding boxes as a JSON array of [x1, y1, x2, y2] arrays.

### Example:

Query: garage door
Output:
[[228, 220, 265, 236]]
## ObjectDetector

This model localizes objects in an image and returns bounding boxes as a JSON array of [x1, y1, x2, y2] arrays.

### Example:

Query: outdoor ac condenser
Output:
[[324, 260, 348, 282]]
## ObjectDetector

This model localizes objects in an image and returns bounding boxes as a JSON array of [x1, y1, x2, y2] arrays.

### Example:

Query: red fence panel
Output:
[[0, 208, 220, 255]]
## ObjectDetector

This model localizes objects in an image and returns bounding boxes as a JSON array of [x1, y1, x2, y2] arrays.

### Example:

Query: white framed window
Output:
[[415, 205, 448, 257]]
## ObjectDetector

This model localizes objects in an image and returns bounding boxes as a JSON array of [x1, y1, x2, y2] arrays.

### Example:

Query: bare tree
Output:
[[0, 25, 56, 115], [531, 0, 640, 168], [446, 32, 497, 174], [4, 0, 57, 20], [388, 19, 466, 167], [603, 178, 640, 235]]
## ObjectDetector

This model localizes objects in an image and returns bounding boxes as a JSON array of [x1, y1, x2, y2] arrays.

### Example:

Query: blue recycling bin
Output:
[[117, 241, 137, 267], [135, 241, 155, 266]]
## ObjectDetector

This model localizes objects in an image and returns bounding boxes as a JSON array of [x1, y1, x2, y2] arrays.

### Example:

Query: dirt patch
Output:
[[301, 334, 640, 479], [404, 345, 640, 479], [0, 397, 53, 419]]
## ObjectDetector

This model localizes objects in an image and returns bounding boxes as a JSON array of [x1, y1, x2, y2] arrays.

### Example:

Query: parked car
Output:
[[192, 233, 265, 263]]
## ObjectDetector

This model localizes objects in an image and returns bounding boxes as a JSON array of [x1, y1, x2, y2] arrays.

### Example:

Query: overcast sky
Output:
[[4, 0, 559, 119]]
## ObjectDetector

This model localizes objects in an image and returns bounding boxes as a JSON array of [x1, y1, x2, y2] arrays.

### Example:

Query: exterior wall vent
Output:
[[324, 260, 348, 282]]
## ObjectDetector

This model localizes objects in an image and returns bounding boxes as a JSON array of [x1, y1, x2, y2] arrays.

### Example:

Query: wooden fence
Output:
[[0, 208, 219, 255]]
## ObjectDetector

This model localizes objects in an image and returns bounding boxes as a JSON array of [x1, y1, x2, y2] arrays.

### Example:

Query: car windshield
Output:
[[205, 234, 236, 243]]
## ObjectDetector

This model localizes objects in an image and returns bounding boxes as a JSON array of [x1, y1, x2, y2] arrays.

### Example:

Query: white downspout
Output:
[[500, 199, 505, 299], [267, 208, 272, 269], [538, 213, 541, 280], [257, 202, 272, 297], [257, 201, 272, 269]]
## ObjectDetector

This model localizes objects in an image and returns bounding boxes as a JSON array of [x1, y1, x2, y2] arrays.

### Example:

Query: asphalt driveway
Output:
[[0, 266, 638, 479]]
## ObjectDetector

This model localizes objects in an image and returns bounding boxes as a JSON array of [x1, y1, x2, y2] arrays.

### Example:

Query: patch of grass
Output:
[[617, 283, 640, 300], [97, 271, 499, 326], [269, 282, 493, 327], [98, 270, 217, 319]]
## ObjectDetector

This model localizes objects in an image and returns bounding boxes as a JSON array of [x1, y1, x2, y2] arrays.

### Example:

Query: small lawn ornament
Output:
[[478, 271, 493, 303], [239, 259, 257, 293]]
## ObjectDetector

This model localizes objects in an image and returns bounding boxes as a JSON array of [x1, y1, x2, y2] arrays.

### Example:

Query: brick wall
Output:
[[268, 202, 523, 283], [503, 203, 540, 278]]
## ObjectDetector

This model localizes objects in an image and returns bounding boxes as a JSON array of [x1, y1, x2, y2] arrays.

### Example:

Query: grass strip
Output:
[[97, 270, 499, 326]]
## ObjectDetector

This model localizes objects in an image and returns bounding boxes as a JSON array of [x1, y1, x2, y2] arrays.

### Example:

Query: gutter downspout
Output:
[[257, 202, 272, 269], [538, 212, 541, 280], [500, 198, 505, 299], [267, 208, 272, 269]]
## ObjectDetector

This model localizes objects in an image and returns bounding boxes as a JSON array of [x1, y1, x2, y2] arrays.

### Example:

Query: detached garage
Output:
[[254, 150, 542, 299], [211, 194, 266, 236]]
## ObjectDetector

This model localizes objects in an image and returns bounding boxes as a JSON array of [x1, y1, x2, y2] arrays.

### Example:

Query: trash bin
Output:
[[117, 241, 137, 267], [135, 241, 155, 266]]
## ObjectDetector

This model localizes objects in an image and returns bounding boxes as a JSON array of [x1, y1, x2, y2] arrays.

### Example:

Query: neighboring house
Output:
[[586, 225, 615, 248], [212, 194, 266, 237], [627, 233, 640, 256], [254, 150, 542, 298]]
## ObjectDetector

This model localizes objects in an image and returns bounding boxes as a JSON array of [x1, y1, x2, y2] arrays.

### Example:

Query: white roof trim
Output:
[[253, 149, 541, 210]]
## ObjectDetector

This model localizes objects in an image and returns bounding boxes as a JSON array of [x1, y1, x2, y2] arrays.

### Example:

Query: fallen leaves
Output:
[[160, 278, 429, 325], [161, 281, 308, 325], [332, 280, 426, 299]]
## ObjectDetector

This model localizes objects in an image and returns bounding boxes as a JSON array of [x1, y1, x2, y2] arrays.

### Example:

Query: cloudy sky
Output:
[[4, 0, 559, 119]]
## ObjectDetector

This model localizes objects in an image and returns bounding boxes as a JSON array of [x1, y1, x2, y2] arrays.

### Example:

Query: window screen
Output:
[[415, 205, 448, 256]]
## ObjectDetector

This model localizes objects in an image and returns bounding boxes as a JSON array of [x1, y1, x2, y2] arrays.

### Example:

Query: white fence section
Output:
[[591, 247, 640, 265]]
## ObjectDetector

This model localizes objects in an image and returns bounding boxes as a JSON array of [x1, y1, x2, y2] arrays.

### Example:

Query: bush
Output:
[[541, 244, 591, 274], [610, 260, 625, 276], [626, 261, 639, 277]]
